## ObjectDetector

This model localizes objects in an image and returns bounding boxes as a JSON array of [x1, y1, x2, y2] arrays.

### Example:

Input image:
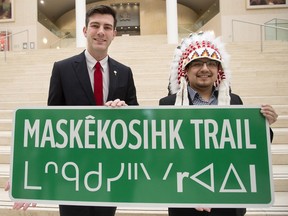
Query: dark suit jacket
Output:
[[47, 51, 138, 215], [48, 51, 138, 106], [159, 91, 272, 216]]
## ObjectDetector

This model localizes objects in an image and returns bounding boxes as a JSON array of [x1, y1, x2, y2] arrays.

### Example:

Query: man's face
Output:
[[83, 13, 116, 56], [186, 58, 219, 91]]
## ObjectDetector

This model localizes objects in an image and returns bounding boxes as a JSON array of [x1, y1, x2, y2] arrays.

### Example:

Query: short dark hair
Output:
[[85, 5, 117, 29]]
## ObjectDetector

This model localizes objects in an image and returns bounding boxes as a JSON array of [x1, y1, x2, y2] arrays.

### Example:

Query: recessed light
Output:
[[42, 38, 48, 44]]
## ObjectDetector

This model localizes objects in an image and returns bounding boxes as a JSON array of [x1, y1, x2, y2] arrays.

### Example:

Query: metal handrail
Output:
[[0, 29, 29, 62], [232, 19, 288, 52]]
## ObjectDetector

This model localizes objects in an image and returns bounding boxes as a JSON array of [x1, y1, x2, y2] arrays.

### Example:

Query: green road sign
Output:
[[10, 106, 273, 207]]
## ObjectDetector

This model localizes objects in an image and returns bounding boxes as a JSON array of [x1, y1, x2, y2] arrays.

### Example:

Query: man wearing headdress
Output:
[[159, 31, 278, 216]]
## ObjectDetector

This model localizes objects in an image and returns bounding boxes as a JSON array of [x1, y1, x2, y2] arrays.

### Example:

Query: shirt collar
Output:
[[84, 50, 109, 70], [187, 85, 218, 100]]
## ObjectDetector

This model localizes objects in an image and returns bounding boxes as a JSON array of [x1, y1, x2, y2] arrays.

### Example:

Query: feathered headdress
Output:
[[168, 31, 231, 105]]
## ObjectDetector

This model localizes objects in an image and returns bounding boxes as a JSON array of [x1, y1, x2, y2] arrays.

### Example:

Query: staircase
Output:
[[227, 40, 288, 215], [0, 35, 287, 215]]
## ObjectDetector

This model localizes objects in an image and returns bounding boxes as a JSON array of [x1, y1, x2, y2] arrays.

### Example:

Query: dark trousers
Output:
[[59, 205, 116, 216], [168, 208, 246, 216]]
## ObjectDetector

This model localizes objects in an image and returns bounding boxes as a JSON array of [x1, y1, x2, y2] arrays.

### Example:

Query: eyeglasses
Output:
[[189, 60, 219, 70]]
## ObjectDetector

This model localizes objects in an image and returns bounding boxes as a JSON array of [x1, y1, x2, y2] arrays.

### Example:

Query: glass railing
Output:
[[0, 29, 30, 61], [232, 19, 288, 52], [264, 18, 288, 41], [179, 0, 219, 34], [38, 11, 63, 37], [38, 11, 75, 48], [49, 35, 75, 49]]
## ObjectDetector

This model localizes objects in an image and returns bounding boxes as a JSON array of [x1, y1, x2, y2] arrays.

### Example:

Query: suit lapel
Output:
[[71, 55, 120, 104], [107, 57, 118, 101], [73, 52, 95, 105]]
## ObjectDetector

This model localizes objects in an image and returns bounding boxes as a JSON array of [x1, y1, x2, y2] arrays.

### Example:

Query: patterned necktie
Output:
[[94, 62, 103, 105]]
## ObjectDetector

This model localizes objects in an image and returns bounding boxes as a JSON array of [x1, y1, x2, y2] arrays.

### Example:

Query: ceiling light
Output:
[[40, 0, 44, 4]]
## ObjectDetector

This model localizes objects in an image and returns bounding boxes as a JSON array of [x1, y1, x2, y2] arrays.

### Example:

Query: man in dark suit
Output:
[[48, 5, 138, 216], [159, 31, 278, 216], [5, 4, 138, 216]]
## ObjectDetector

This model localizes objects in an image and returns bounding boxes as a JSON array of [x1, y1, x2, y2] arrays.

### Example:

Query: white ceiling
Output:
[[38, 0, 217, 23]]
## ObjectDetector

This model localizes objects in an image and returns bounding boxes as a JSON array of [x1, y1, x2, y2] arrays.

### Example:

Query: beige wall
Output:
[[56, 10, 76, 37], [199, 13, 222, 37], [0, 0, 38, 50], [0, 0, 58, 50], [37, 23, 59, 49], [139, 0, 167, 35], [56, 0, 198, 36], [177, 3, 198, 34], [220, 0, 288, 42]]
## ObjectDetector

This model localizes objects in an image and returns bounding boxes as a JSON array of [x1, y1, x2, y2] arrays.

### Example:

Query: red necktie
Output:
[[94, 62, 103, 105]]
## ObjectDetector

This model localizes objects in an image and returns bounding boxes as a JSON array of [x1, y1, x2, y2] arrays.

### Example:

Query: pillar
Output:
[[166, 0, 178, 44], [75, 0, 86, 48]]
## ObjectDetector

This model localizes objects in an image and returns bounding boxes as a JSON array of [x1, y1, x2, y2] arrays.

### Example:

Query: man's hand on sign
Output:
[[105, 98, 127, 107], [4, 181, 37, 210], [195, 207, 211, 212], [260, 104, 278, 125]]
